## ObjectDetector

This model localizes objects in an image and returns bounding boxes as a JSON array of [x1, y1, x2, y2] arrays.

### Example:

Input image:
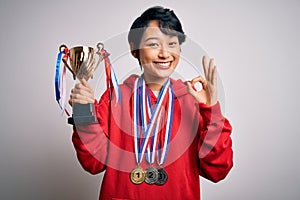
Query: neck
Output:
[[146, 83, 163, 91], [143, 75, 168, 91]]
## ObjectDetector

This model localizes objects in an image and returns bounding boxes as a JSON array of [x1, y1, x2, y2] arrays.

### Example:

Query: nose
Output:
[[158, 46, 171, 59]]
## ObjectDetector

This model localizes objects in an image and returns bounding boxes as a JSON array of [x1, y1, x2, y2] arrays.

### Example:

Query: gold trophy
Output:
[[59, 43, 104, 125]]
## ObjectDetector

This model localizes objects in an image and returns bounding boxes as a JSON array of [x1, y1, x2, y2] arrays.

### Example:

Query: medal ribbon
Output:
[[157, 84, 174, 165], [55, 47, 70, 116], [145, 83, 174, 166], [133, 76, 173, 165], [100, 49, 122, 104], [145, 111, 161, 164], [142, 82, 160, 165]]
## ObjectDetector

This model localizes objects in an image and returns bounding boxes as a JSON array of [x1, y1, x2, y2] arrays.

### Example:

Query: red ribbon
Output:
[[100, 49, 113, 98]]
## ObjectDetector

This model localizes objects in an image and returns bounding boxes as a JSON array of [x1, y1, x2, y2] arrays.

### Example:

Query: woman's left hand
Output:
[[187, 56, 218, 106]]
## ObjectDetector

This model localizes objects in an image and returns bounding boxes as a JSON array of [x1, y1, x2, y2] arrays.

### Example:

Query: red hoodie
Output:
[[72, 74, 233, 200]]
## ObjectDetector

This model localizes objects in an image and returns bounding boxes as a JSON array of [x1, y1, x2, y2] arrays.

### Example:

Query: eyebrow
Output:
[[144, 37, 159, 42]]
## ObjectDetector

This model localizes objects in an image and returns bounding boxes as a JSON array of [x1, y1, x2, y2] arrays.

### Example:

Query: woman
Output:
[[70, 6, 233, 200]]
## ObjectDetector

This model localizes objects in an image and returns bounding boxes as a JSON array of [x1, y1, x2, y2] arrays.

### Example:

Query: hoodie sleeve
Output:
[[72, 90, 111, 175], [197, 102, 233, 183]]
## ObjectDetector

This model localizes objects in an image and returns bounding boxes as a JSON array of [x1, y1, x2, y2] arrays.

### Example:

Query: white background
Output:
[[0, 0, 299, 199]]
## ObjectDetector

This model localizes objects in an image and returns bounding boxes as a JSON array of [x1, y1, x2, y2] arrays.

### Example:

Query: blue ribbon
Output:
[[156, 84, 174, 165], [136, 77, 173, 165], [160, 84, 174, 164], [55, 51, 64, 109]]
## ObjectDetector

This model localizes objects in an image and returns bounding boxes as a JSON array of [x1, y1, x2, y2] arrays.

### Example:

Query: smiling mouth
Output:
[[154, 61, 172, 69]]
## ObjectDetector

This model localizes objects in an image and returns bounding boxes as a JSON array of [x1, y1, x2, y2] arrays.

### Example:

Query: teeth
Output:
[[156, 62, 170, 67]]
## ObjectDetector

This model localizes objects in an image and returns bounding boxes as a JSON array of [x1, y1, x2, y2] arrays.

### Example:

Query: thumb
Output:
[[80, 78, 91, 88]]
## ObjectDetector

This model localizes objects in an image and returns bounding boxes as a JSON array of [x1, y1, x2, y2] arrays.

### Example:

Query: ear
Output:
[[130, 42, 138, 58]]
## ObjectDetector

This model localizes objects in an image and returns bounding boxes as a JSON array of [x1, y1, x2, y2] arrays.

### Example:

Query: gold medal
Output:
[[130, 166, 146, 184]]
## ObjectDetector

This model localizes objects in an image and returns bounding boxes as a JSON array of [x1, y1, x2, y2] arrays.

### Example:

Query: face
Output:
[[133, 20, 181, 88]]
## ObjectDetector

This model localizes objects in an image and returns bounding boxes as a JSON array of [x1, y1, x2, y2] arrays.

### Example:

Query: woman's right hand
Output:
[[69, 79, 95, 106]]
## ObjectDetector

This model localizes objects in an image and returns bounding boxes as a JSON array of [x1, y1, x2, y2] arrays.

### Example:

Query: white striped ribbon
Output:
[[133, 76, 173, 166]]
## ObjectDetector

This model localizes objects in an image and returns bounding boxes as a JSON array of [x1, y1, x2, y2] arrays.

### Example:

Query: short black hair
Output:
[[128, 6, 186, 50]]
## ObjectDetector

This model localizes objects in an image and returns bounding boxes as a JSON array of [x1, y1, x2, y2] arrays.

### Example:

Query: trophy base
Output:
[[68, 115, 97, 125], [68, 103, 97, 125]]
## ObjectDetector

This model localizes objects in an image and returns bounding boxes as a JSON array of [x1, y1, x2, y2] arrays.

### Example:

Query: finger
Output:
[[74, 83, 81, 89], [69, 93, 93, 105], [211, 65, 217, 85], [75, 81, 86, 90], [81, 79, 95, 94], [186, 81, 198, 96], [80, 78, 88, 86], [80, 78, 93, 90], [72, 83, 95, 104], [75, 82, 94, 95], [71, 93, 94, 104], [208, 58, 214, 81], [190, 75, 207, 89], [71, 99, 91, 105], [202, 56, 208, 77], [68, 95, 73, 106], [74, 90, 94, 103], [74, 83, 88, 94]]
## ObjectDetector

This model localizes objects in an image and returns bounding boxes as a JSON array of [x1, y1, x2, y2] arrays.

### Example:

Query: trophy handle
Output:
[[97, 42, 104, 50], [59, 44, 76, 79], [94, 42, 104, 71]]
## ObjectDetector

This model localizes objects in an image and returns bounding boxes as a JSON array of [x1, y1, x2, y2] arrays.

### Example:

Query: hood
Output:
[[123, 74, 189, 98]]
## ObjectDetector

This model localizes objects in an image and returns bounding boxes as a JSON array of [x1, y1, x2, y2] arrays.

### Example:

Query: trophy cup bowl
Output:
[[59, 43, 104, 125]]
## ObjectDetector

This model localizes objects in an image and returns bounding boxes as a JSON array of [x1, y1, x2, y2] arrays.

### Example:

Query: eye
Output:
[[169, 41, 178, 47], [147, 43, 159, 48]]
